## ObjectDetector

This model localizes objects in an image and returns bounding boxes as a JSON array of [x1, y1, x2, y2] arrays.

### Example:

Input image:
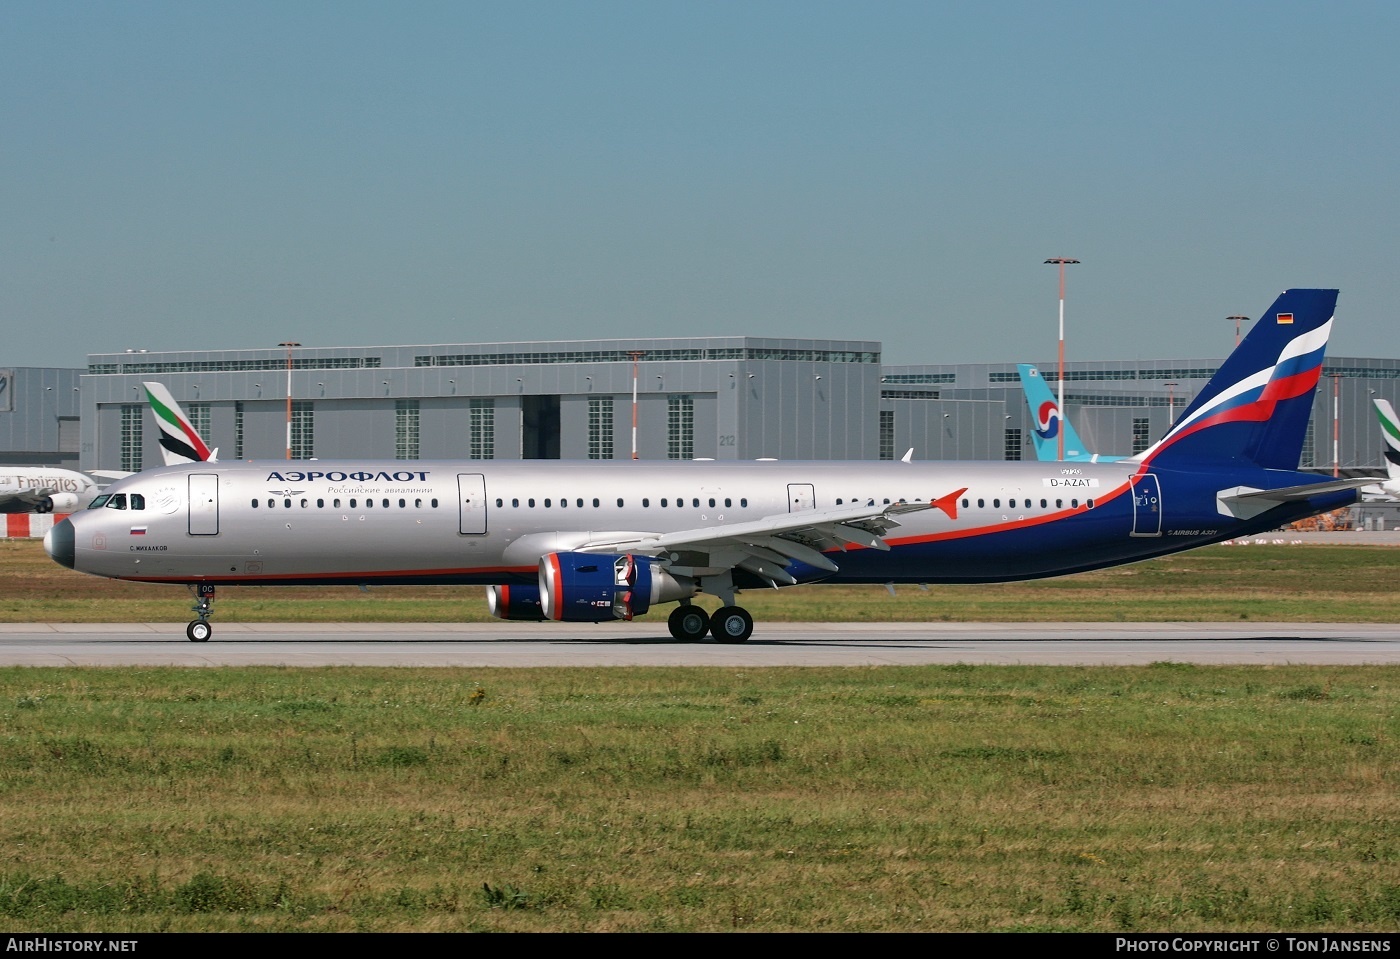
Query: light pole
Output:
[[1332, 373, 1341, 477], [627, 351, 645, 460], [1227, 315, 1251, 348], [278, 341, 300, 459], [1044, 257, 1080, 460], [1163, 381, 1178, 425]]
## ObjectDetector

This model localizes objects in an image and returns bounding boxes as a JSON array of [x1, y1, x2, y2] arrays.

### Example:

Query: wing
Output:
[[576, 489, 966, 586], [0, 487, 57, 510]]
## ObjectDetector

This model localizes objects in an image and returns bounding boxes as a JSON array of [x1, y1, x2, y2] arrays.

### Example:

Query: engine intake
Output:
[[539, 552, 691, 622], [43, 492, 85, 514]]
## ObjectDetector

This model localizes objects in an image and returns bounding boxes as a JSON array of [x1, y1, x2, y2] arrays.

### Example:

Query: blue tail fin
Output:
[[1017, 363, 1119, 462], [1139, 289, 1336, 470]]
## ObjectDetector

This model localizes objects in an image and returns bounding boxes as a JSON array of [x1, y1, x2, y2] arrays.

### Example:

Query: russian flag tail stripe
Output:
[[1139, 289, 1337, 472]]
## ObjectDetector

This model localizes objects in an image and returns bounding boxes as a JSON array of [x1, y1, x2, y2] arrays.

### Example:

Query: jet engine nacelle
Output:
[[43, 492, 85, 513], [486, 584, 546, 621], [539, 552, 691, 622]]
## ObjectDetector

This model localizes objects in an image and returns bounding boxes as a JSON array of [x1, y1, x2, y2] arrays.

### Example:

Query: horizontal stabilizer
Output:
[[1216, 477, 1373, 519]]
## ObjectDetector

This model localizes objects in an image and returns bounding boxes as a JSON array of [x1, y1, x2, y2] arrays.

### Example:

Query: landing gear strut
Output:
[[186, 584, 215, 642], [697, 570, 753, 643]]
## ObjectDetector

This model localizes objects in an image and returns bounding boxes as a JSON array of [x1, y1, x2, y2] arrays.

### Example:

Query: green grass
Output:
[[4, 538, 1400, 623], [0, 665, 1395, 931]]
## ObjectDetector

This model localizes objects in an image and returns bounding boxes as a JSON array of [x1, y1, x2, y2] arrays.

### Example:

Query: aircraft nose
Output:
[[44, 518, 75, 570]]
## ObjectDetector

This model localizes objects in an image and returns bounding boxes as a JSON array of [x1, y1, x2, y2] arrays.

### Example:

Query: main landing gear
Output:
[[666, 602, 755, 643], [186, 584, 215, 642]]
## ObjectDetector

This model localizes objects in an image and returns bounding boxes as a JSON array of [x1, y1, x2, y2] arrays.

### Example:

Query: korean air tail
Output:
[[143, 382, 217, 466], [1016, 363, 1120, 462], [1137, 289, 1336, 471]]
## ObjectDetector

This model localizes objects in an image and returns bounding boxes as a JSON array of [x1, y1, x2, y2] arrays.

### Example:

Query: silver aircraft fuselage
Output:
[[46, 455, 1313, 588]]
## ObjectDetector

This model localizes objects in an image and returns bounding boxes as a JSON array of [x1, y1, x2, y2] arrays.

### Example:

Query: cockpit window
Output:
[[105, 494, 127, 510], [87, 494, 110, 509], [130, 493, 145, 510]]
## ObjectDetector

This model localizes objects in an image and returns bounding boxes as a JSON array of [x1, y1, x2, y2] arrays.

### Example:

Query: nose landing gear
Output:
[[186, 584, 215, 642]]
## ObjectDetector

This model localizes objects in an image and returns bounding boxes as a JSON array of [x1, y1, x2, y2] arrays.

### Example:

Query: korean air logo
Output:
[[1034, 400, 1061, 440]]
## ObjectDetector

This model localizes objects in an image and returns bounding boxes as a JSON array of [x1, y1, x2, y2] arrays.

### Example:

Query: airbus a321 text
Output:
[[46, 289, 1367, 643]]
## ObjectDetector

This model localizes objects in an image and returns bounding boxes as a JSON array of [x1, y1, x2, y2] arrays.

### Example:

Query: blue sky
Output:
[[4, 1, 1397, 367]]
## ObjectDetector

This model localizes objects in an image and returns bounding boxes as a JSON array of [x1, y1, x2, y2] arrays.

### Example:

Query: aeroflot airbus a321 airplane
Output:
[[47, 289, 1366, 643]]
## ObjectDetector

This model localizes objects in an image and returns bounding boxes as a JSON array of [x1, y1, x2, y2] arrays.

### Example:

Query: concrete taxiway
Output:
[[0, 622, 1395, 667]]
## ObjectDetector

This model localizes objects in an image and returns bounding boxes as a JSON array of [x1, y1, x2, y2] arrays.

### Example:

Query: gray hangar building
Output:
[[71, 337, 1400, 477]]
